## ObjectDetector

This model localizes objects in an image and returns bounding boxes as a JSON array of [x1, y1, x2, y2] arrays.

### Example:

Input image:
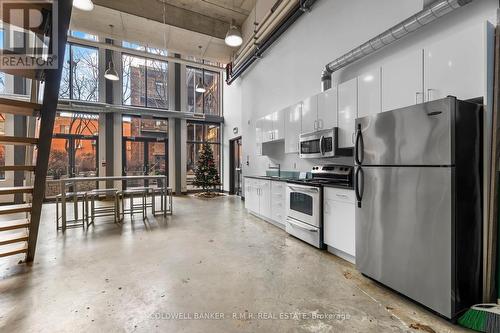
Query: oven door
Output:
[[286, 184, 321, 227]]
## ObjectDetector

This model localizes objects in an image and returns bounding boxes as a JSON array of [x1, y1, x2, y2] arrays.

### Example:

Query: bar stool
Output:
[[87, 188, 121, 226], [56, 191, 88, 230], [120, 187, 148, 221], [148, 186, 173, 216]]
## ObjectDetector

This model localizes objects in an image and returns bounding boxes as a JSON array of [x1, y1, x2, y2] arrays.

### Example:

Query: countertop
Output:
[[245, 175, 354, 190], [244, 175, 293, 182]]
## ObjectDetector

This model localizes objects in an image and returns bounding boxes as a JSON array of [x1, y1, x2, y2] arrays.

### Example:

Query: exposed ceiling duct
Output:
[[321, 0, 476, 91], [226, 0, 316, 84]]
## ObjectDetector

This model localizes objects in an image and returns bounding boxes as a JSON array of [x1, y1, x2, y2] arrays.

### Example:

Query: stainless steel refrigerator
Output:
[[354, 97, 482, 319]]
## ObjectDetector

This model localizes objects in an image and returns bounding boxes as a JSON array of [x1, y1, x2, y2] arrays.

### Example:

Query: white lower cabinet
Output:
[[323, 187, 356, 263], [271, 181, 286, 224], [245, 178, 286, 226]]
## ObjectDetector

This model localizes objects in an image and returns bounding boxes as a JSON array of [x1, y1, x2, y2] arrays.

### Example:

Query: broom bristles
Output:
[[458, 308, 487, 332]]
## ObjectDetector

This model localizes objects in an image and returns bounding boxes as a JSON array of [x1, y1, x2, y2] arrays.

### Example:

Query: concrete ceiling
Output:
[[92, 0, 256, 40], [70, 4, 251, 63]]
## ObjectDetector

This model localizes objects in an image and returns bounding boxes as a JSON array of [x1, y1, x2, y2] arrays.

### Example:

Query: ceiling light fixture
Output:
[[195, 45, 207, 93], [104, 61, 119, 81], [73, 0, 94, 11], [104, 24, 119, 81], [225, 20, 243, 47], [195, 77, 207, 93]]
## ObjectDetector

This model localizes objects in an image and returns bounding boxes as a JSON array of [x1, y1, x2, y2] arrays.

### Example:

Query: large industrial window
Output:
[[46, 112, 99, 198], [186, 67, 220, 116], [186, 121, 221, 191], [59, 43, 99, 101], [122, 116, 168, 188], [122, 54, 168, 109]]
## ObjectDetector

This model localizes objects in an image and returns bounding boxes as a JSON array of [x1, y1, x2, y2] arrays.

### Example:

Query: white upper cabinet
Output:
[[301, 95, 318, 134], [338, 77, 358, 148], [381, 49, 423, 112], [273, 109, 285, 141], [358, 68, 381, 118], [255, 118, 263, 156], [284, 102, 302, 154], [424, 23, 486, 102], [317, 87, 338, 130], [261, 114, 274, 143]]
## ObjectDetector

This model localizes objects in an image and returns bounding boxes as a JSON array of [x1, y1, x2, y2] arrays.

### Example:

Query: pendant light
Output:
[[195, 45, 207, 93], [104, 61, 119, 81], [73, 0, 94, 11], [225, 20, 242, 47], [195, 76, 207, 93], [104, 25, 119, 81]]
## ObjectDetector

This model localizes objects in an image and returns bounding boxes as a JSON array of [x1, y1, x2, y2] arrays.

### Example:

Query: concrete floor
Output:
[[0, 195, 469, 333]]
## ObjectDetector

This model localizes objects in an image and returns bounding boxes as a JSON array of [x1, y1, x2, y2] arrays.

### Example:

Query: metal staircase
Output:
[[0, 0, 72, 262]]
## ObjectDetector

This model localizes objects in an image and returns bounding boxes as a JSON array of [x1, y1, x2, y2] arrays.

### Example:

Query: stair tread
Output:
[[0, 68, 44, 81], [0, 203, 31, 214], [0, 136, 38, 145], [0, 165, 36, 172], [0, 219, 30, 231], [0, 97, 42, 109], [0, 186, 33, 195], [0, 243, 28, 258], [0, 230, 29, 245]]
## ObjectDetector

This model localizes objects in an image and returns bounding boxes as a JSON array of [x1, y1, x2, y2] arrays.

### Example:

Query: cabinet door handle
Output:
[[415, 92, 422, 104], [427, 89, 434, 102], [319, 119, 324, 129], [336, 194, 349, 199], [351, 132, 356, 144]]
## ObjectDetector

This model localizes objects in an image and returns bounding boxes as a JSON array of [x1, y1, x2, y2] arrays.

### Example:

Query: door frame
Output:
[[229, 136, 242, 195], [52, 133, 99, 178], [122, 136, 169, 189]]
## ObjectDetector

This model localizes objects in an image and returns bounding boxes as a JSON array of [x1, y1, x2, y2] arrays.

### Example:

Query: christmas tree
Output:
[[193, 143, 220, 192]]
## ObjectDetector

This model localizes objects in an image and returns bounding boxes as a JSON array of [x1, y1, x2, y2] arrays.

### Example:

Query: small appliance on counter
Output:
[[299, 128, 353, 159], [285, 164, 354, 249]]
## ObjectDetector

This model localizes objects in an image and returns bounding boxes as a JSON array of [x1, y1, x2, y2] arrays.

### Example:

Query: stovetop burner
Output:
[[287, 164, 354, 188]]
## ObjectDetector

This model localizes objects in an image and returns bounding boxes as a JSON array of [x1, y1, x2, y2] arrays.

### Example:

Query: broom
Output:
[[458, 304, 500, 332]]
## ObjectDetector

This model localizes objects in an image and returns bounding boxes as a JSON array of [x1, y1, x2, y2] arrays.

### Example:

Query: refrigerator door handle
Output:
[[319, 135, 325, 156], [355, 166, 364, 208], [355, 124, 364, 165]]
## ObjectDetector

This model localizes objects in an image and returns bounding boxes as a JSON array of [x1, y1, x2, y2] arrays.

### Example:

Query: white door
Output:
[[273, 109, 285, 141], [301, 96, 318, 134], [358, 67, 381, 118], [381, 49, 423, 112], [285, 103, 302, 154], [424, 22, 486, 102], [255, 118, 263, 156], [337, 77, 358, 148], [317, 87, 338, 130], [259, 180, 272, 219], [261, 114, 274, 143]]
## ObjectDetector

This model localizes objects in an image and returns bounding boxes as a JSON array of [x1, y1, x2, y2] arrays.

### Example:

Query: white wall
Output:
[[223, 0, 498, 178], [222, 75, 243, 192]]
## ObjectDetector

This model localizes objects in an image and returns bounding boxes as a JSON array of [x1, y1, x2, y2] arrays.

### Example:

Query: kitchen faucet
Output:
[[268, 163, 281, 178]]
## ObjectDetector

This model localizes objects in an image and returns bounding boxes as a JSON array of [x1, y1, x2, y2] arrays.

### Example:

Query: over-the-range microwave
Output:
[[299, 128, 352, 159]]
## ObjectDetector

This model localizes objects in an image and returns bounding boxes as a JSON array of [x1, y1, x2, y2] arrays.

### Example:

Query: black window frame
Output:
[[186, 66, 221, 116], [60, 42, 100, 102], [121, 52, 169, 110]]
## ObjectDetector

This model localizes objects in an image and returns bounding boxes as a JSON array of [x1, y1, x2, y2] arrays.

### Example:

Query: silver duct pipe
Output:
[[320, 0, 475, 89]]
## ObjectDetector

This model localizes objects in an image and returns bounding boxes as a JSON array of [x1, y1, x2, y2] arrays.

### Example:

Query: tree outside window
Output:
[[59, 44, 99, 101]]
